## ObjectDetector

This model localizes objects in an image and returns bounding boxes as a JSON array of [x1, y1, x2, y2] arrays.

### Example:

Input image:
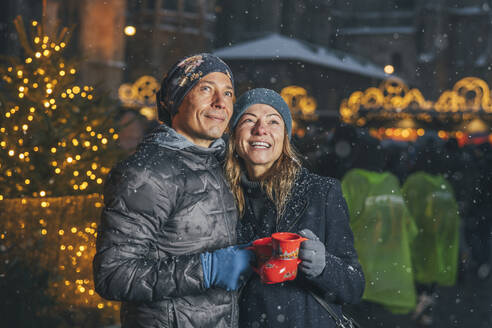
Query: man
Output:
[[93, 54, 254, 328]]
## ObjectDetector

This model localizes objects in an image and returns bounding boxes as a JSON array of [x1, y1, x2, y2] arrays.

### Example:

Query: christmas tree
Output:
[[0, 16, 123, 199]]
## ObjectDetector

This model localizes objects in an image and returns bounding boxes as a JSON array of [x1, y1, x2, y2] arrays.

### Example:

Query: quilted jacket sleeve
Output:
[[305, 179, 365, 305], [93, 164, 206, 302]]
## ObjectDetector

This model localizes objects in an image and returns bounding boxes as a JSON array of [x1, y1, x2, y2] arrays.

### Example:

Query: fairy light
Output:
[[1, 21, 123, 315]]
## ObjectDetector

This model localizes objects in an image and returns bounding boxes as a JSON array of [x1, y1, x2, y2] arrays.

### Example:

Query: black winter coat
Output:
[[237, 168, 364, 328], [93, 125, 239, 328]]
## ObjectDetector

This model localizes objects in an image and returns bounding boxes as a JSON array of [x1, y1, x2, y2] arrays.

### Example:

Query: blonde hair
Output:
[[224, 130, 301, 218]]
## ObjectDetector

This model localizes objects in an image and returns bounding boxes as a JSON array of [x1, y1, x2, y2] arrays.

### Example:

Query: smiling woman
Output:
[[234, 104, 285, 178], [224, 88, 365, 328]]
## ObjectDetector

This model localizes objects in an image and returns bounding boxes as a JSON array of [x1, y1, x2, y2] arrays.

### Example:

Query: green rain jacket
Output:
[[341, 169, 417, 314], [402, 172, 460, 286]]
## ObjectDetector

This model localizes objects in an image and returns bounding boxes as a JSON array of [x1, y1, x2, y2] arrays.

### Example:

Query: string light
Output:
[[1, 18, 122, 318]]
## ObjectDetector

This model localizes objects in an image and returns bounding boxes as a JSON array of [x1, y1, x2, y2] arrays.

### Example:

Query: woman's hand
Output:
[[298, 229, 326, 278]]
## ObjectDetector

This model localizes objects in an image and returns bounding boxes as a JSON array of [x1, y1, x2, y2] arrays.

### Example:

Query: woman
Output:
[[225, 88, 365, 327]]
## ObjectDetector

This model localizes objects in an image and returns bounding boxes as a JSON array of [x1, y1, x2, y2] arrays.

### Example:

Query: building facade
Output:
[[215, 0, 492, 98], [2, 0, 491, 104]]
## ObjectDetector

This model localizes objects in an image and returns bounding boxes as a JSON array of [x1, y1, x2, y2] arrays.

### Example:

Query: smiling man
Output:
[[93, 54, 254, 328]]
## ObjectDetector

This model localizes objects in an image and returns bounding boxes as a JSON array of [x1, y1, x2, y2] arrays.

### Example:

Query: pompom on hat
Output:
[[156, 53, 234, 125], [231, 88, 292, 139]]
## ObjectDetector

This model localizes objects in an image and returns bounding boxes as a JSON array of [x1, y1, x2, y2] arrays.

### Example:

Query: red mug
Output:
[[248, 237, 273, 266], [271, 232, 308, 260], [250, 232, 308, 284], [254, 257, 302, 284]]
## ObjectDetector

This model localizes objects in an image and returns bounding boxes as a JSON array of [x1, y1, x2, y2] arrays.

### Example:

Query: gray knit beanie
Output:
[[231, 88, 292, 139]]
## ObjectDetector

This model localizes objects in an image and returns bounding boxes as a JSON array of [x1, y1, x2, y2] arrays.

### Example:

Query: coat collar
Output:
[[276, 168, 310, 232], [142, 124, 226, 159], [240, 167, 311, 233]]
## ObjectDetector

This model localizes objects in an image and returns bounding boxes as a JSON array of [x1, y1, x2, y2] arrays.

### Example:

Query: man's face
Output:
[[172, 72, 234, 147]]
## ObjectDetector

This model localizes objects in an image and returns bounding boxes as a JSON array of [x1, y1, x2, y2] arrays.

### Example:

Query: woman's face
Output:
[[234, 104, 286, 177]]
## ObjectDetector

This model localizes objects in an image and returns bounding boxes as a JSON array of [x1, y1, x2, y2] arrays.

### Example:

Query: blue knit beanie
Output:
[[231, 88, 292, 139], [156, 53, 233, 125]]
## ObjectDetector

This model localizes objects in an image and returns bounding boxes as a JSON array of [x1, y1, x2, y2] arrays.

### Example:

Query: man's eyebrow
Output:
[[199, 79, 233, 90]]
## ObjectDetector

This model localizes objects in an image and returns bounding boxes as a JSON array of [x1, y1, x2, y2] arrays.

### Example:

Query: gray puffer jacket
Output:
[[93, 124, 239, 328]]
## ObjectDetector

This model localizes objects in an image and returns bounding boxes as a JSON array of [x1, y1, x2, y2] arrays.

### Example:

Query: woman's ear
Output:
[[224, 125, 231, 135]]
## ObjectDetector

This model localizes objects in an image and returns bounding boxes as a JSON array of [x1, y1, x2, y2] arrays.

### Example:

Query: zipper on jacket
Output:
[[213, 159, 234, 245]]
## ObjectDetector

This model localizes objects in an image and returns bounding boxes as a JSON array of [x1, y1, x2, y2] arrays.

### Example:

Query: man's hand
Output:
[[201, 245, 255, 291], [298, 229, 326, 278]]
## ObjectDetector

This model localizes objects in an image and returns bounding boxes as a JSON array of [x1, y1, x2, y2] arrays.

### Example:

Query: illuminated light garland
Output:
[[0, 17, 122, 200], [0, 195, 120, 321], [1, 18, 124, 324], [340, 77, 492, 131]]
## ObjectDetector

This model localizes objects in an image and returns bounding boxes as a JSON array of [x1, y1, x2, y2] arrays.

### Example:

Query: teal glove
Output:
[[201, 245, 255, 291]]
